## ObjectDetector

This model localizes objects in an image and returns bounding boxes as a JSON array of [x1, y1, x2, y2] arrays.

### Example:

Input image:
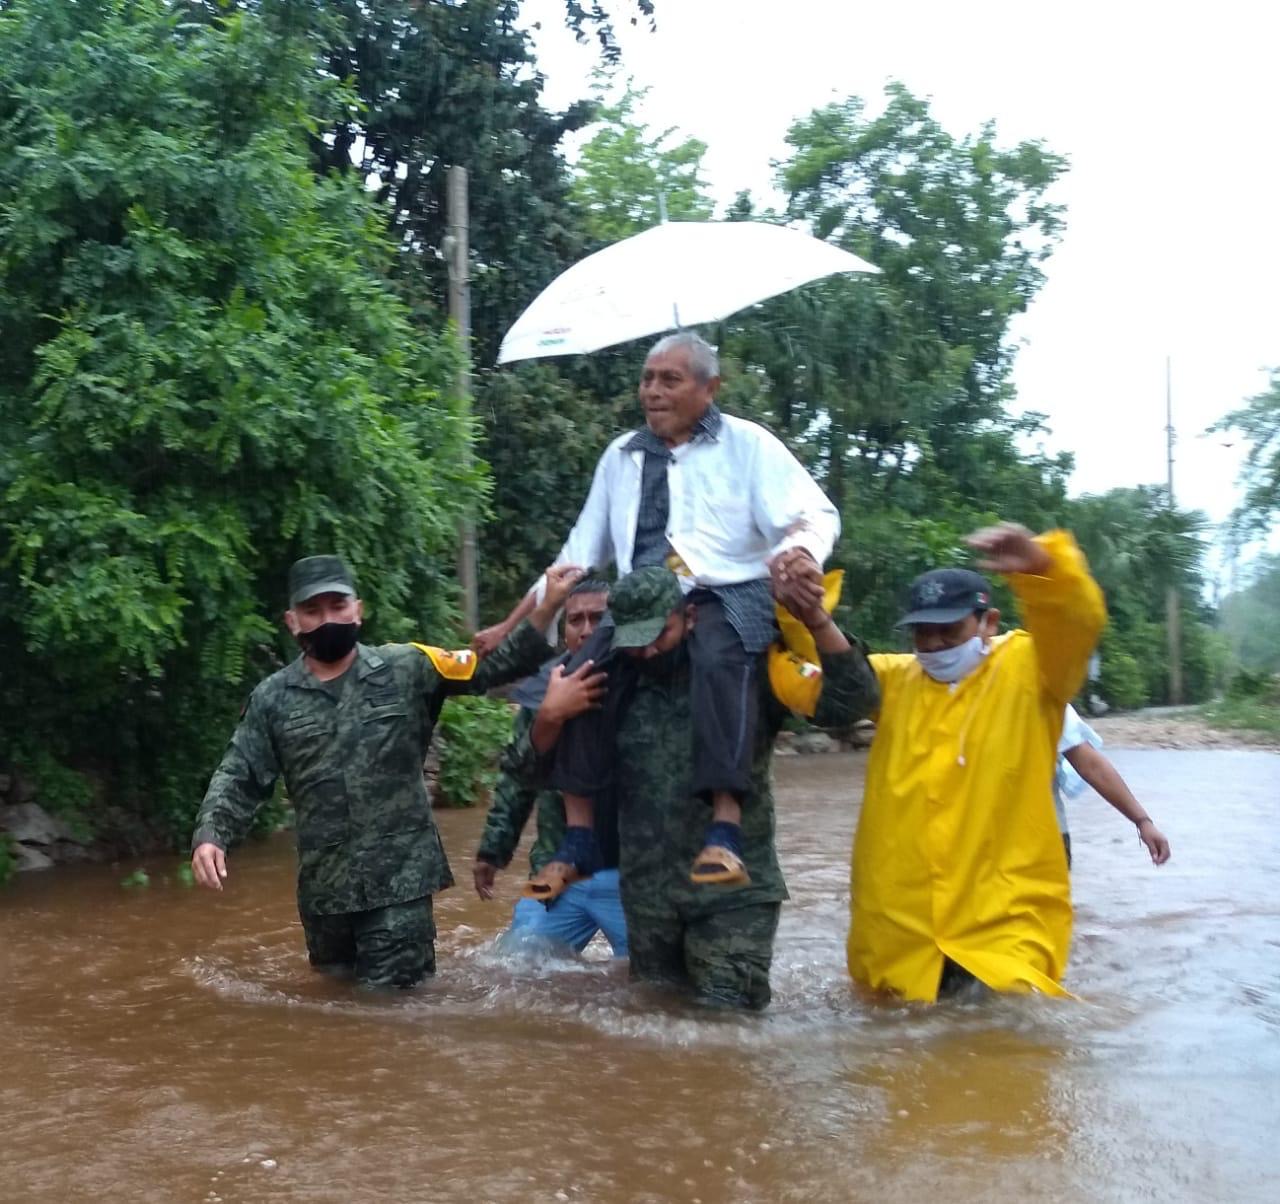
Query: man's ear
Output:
[[284, 609, 300, 635], [982, 608, 1001, 639], [355, 599, 365, 623], [684, 602, 698, 631]]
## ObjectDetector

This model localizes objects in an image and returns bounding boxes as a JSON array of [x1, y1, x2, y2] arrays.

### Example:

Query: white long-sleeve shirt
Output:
[[553, 411, 840, 587]]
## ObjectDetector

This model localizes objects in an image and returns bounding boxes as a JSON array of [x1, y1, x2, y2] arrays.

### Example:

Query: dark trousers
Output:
[[550, 592, 759, 803], [301, 896, 436, 988]]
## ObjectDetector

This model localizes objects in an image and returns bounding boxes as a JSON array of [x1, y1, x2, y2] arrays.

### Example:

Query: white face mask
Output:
[[916, 634, 989, 683]]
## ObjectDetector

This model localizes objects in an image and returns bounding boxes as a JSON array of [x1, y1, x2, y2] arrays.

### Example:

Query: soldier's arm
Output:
[[810, 623, 882, 729], [191, 689, 281, 859], [475, 708, 543, 870]]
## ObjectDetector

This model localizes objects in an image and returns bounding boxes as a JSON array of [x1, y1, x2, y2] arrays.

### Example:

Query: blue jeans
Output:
[[504, 868, 628, 957]]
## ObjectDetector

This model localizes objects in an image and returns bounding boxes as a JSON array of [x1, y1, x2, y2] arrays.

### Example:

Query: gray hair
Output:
[[647, 331, 720, 384]]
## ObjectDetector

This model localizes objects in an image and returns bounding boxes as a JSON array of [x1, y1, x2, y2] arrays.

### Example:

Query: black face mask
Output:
[[297, 621, 360, 663]]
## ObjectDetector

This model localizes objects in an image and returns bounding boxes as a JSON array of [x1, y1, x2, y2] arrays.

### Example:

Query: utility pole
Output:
[[446, 166, 480, 633], [1165, 355, 1184, 704]]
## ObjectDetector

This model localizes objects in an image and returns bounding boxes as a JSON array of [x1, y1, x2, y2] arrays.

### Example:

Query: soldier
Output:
[[472, 576, 627, 956], [190, 555, 582, 988], [547, 566, 878, 1010]]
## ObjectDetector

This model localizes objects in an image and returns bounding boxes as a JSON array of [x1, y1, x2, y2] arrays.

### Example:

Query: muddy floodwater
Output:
[[3, 749, 1279, 1202]]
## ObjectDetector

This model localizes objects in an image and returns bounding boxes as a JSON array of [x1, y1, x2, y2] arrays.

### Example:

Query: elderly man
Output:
[[190, 555, 581, 988], [472, 575, 627, 956], [848, 523, 1107, 1002], [527, 565, 878, 1009], [477, 331, 837, 895]]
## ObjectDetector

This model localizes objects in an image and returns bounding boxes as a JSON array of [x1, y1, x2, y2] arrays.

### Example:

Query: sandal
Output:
[[521, 860, 584, 903], [689, 845, 751, 886]]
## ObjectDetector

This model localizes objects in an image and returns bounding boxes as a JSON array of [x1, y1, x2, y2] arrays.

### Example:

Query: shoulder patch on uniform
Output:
[[410, 643, 479, 680]]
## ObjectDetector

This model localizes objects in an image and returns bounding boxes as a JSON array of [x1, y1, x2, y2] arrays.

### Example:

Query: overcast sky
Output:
[[520, 0, 1280, 572]]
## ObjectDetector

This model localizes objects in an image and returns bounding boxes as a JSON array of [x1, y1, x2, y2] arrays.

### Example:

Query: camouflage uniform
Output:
[[475, 704, 565, 876], [610, 570, 880, 1009], [192, 615, 550, 987]]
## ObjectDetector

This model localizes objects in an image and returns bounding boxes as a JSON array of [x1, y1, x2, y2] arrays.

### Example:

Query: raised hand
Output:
[[965, 522, 1051, 576]]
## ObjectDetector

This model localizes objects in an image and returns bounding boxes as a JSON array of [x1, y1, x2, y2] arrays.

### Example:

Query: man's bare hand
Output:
[[473, 859, 498, 900], [539, 564, 586, 612], [542, 661, 607, 725], [191, 842, 228, 891], [965, 522, 1051, 576], [1138, 819, 1172, 866], [471, 622, 512, 657], [771, 549, 824, 617]]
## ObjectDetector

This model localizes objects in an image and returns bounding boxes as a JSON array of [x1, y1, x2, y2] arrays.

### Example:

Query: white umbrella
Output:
[[496, 220, 878, 365]]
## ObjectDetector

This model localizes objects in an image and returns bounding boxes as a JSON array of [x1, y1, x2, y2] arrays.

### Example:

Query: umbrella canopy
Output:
[[496, 220, 878, 365]]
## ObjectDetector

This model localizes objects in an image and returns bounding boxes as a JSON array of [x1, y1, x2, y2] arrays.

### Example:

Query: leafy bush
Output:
[[433, 696, 515, 808], [0, 1, 478, 851], [1226, 667, 1276, 701], [7, 748, 94, 841], [1098, 647, 1147, 711]]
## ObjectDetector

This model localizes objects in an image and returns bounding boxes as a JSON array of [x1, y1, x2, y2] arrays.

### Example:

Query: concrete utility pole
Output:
[[447, 166, 479, 632], [1165, 355, 1184, 704]]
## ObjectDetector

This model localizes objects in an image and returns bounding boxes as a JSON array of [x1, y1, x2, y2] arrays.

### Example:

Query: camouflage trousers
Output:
[[625, 900, 780, 1011], [301, 896, 436, 988]]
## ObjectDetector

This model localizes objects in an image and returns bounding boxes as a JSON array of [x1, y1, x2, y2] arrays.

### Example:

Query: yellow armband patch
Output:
[[769, 569, 844, 717], [768, 647, 824, 717], [410, 643, 479, 681]]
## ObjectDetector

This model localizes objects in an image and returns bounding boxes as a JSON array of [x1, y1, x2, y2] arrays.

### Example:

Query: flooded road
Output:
[[3, 748, 1278, 1202]]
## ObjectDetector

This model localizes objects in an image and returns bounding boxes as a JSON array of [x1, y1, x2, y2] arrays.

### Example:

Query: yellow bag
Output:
[[767, 569, 843, 717]]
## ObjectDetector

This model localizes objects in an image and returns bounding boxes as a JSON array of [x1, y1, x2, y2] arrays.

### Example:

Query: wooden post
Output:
[[447, 165, 479, 632]]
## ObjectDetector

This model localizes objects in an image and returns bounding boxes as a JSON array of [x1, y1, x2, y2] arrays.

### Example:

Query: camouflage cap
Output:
[[288, 555, 356, 608], [610, 566, 684, 649]]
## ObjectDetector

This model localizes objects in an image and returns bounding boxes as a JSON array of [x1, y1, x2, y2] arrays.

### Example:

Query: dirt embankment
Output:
[[1089, 711, 1280, 751]]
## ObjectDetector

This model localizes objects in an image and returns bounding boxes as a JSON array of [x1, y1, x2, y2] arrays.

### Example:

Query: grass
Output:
[[1200, 697, 1280, 739]]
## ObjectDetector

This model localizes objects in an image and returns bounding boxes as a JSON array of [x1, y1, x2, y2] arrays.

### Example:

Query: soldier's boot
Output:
[[522, 826, 602, 903]]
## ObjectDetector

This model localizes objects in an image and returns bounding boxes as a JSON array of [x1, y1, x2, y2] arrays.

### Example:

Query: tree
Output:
[[570, 79, 714, 242], [714, 85, 1072, 644], [1214, 368, 1280, 539], [1065, 487, 1216, 705], [0, 0, 477, 843], [1219, 554, 1280, 677]]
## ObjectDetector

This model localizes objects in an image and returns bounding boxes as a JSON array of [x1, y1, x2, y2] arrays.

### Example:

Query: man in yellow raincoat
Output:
[[847, 522, 1106, 1002]]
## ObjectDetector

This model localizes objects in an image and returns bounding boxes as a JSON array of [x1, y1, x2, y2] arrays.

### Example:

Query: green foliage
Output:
[[120, 868, 151, 889], [571, 78, 715, 242], [7, 749, 94, 841], [1065, 486, 1215, 706], [1219, 554, 1280, 676], [1097, 645, 1149, 711], [1213, 369, 1280, 539], [0, 0, 477, 849], [433, 696, 515, 808], [0, 833, 15, 887], [1225, 666, 1277, 701], [1202, 696, 1280, 738]]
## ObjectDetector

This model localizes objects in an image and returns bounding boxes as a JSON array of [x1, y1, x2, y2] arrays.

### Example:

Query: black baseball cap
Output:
[[896, 568, 992, 627]]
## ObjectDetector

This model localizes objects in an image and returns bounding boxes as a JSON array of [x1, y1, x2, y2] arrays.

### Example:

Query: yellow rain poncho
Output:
[[847, 531, 1106, 1002]]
